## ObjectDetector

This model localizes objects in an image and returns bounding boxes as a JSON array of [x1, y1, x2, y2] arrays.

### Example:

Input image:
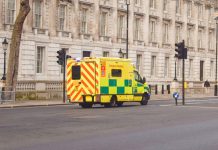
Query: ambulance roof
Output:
[[83, 57, 131, 62]]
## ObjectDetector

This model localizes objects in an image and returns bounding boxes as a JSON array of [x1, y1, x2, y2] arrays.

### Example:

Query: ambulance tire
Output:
[[80, 103, 93, 108], [104, 96, 117, 108], [140, 93, 149, 105]]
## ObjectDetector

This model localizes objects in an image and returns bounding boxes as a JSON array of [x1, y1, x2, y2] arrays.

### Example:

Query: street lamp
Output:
[[215, 17, 218, 96], [1, 38, 8, 81], [118, 48, 127, 58], [126, 0, 130, 59]]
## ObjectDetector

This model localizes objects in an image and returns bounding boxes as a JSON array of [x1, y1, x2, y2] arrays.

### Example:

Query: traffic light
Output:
[[57, 49, 66, 65], [175, 40, 187, 59], [66, 55, 72, 60]]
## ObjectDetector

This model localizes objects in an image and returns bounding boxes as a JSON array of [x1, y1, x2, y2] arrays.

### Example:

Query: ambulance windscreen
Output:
[[72, 66, 81, 80]]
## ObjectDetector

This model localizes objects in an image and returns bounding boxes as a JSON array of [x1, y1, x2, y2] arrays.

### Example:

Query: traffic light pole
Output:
[[56, 48, 67, 103], [63, 56, 66, 103], [182, 58, 185, 105]]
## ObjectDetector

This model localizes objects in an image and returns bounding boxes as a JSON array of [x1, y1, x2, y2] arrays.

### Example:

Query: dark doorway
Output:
[[200, 61, 204, 81]]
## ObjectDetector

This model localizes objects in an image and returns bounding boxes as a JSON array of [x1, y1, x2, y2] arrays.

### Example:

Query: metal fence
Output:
[[1, 81, 216, 103], [0, 86, 15, 104]]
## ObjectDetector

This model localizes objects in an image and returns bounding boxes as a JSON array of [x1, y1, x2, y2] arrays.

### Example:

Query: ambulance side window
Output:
[[111, 69, 122, 77], [72, 66, 81, 80]]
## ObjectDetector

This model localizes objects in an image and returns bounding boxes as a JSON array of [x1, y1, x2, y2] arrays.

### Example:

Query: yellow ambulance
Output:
[[67, 57, 150, 108]]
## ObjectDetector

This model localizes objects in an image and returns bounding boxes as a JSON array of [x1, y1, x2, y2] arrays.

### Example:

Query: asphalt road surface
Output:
[[1, 98, 218, 150]]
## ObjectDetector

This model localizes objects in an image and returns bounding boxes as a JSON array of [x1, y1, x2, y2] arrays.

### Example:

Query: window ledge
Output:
[[80, 33, 93, 40], [208, 49, 215, 53], [33, 28, 49, 36], [117, 37, 126, 44], [4, 24, 14, 31], [198, 47, 205, 52], [57, 30, 72, 38], [162, 43, 171, 49], [134, 40, 144, 46], [187, 46, 195, 51], [149, 42, 158, 47], [99, 36, 112, 42]]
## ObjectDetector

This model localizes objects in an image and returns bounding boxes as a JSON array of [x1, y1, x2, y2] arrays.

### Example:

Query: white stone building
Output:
[[0, 0, 217, 86]]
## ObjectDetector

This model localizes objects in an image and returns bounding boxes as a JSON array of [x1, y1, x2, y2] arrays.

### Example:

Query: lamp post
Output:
[[126, 0, 130, 59], [174, 56, 178, 81], [215, 17, 218, 96], [1, 38, 8, 81]]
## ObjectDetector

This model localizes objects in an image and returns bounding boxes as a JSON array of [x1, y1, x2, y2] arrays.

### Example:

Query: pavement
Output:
[[0, 94, 217, 108]]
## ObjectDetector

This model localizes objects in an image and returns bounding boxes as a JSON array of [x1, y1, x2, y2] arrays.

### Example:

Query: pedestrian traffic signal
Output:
[[175, 40, 187, 59], [57, 49, 66, 65]]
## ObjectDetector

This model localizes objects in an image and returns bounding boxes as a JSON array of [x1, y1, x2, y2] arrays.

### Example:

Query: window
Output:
[[103, 51, 109, 57], [82, 51, 91, 57], [34, 0, 42, 28], [176, 0, 181, 14], [81, 8, 88, 34], [208, 30, 214, 50], [175, 25, 181, 43], [164, 57, 169, 77], [210, 61, 214, 77], [187, 1, 192, 18], [111, 69, 122, 77], [150, 0, 156, 9], [208, 7, 213, 20], [135, 0, 141, 6], [72, 66, 81, 80], [100, 11, 108, 36], [188, 59, 193, 77], [59, 4, 66, 31], [151, 56, 156, 76], [187, 26, 193, 47], [136, 54, 142, 74], [134, 18, 142, 40], [198, 4, 203, 19], [36, 46, 44, 73], [6, 0, 15, 24], [150, 19, 156, 42], [163, 0, 167, 12], [198, 29, 203, 48], [118, 15, 126, 38], [163, 22, 169, 43]]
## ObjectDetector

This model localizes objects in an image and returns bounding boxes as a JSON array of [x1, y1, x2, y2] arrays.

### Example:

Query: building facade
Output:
[[0, 0, 217, 85]]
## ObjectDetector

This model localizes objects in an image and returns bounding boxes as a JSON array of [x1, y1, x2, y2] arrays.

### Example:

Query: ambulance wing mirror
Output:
[[142, 77, 146, 84]]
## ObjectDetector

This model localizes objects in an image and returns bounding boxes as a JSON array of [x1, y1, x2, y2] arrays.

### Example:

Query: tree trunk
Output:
[[4, 0, 30, 100]]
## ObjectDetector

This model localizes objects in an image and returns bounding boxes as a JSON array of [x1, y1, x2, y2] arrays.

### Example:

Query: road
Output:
[[1, 98, 218, 150]]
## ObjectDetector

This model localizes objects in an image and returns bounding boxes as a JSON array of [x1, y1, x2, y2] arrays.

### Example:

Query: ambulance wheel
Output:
[[80, 103, 93, 108], [104, 96, 116, 108], [140, 94, 149, 105]]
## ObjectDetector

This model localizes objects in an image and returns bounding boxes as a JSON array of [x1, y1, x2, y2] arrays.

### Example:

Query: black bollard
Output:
[[167, 84, 170, 94], [162, 85, 164, 94], [155, 85, 158, 95]]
